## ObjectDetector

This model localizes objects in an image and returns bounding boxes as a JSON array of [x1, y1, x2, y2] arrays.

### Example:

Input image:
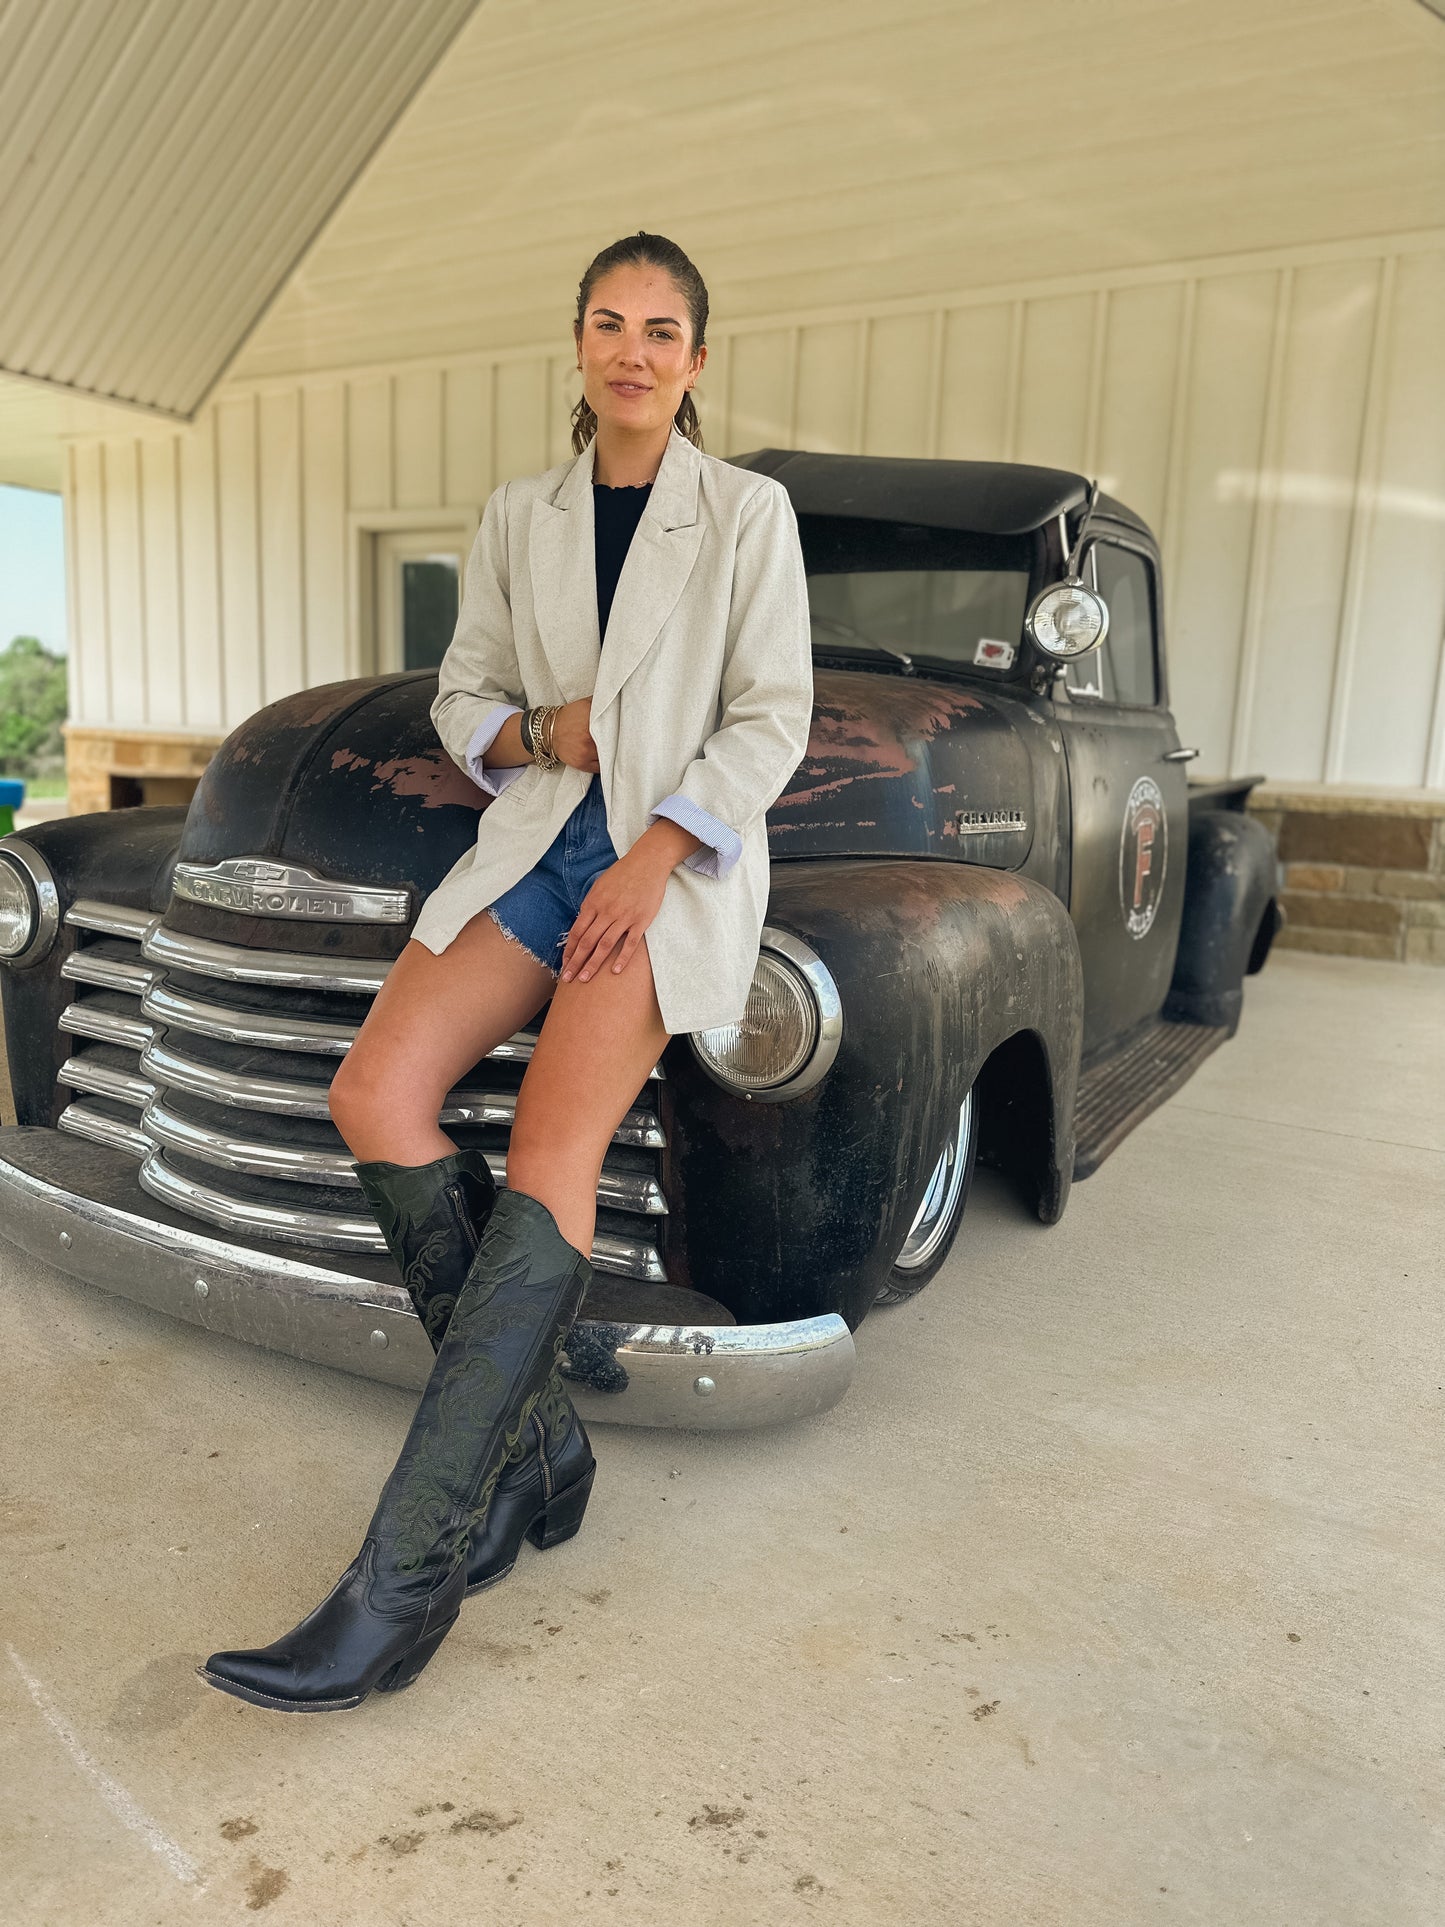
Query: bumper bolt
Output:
[[193, 1279, 208, 1299], [694, 1375, 716, 1397], [370, 1329, 388, 1349], [58, 1231, 72, 1249]]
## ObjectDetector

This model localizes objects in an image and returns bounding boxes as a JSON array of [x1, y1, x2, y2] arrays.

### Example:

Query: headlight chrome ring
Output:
[[0, 840, 61, 967], [688, 925, 842, 1103]]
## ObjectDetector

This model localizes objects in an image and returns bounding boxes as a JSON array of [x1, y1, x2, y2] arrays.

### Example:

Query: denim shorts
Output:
[[484, 772, 621, 977]]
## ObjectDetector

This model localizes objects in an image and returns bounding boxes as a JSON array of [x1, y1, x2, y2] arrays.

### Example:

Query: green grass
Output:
[[19, 774, 67, 799]]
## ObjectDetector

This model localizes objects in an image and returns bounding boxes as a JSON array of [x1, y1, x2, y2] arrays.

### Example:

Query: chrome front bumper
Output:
[[0, 1130, 855, 1431]]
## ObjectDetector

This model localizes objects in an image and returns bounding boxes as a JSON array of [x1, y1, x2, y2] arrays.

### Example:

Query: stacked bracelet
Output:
[[522, 704, 562, 771]]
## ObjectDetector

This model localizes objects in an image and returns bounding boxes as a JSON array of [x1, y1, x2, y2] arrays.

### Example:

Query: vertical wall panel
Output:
[[347, 375, 392, 510], [1340, 251, 1445, 787], [493, 358, 549, 481], [139, 438, 183, 728], [215, 394, 262, 721], [1014, 293, 1094, 472], [1244, 260, 1378, 779], [69, 440, 110, 725], [862, 312, 934, 458], [1166, 271, 1279, 772], [258, 388, 304, 701], [177, 409, 222, 731], [728, 329, 794, 452], [394, 367, 443, 509], [301, 382, 348, 688], [1096, 282, 1183, 534], [936, 304, 1013, 461], [443, 363, 492, 506], [101, 441, 146, 725], [793, 321, 861, 456]]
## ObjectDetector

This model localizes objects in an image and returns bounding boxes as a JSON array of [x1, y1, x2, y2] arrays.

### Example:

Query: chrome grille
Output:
[[55, 901, 669, 1280]]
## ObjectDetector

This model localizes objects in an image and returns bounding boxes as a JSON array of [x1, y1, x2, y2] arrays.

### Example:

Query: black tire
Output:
[[875, 1086, 980, 1305]]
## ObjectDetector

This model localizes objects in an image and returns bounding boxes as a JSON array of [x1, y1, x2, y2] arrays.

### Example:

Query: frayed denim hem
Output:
[[485, 904, 561, 978]]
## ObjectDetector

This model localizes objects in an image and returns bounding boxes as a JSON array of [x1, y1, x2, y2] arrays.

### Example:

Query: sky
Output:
[[0, 484, 67, 655]]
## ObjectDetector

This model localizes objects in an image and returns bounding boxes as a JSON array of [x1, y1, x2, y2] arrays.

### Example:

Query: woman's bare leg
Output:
[[329, 910, 558, 1165], [505, 932, 671, 1258]]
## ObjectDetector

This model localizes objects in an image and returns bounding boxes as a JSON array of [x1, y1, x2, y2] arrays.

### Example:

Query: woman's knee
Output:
[[328, 1043, 426, 1137]]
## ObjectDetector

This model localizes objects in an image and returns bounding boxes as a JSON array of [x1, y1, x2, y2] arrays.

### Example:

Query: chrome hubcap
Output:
[[894, 1090, 974, 1271]]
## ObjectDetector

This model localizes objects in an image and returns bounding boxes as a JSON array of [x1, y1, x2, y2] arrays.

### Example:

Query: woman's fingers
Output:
[[563, 915, 628, 982]]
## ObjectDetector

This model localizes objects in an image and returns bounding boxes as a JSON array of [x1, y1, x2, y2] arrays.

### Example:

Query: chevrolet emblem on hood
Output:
[[172, 858, 410, 923]]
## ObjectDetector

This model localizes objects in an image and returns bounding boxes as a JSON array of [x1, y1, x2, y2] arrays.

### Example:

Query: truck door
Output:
[[1052, 537, 1190, 1056]]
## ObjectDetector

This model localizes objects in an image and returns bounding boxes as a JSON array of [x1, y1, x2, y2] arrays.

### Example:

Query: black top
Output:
[[593, 481, 652, 643]]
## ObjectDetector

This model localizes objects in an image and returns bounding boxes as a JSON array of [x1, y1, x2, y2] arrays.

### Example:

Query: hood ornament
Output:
[[172, 857, 410, 923]]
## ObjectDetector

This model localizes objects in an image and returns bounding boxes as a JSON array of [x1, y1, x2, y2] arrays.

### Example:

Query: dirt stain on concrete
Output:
[[219, 1816, 259, 1841], [450, 1808, 522, 1837], [245, 1861, 289, 1909]]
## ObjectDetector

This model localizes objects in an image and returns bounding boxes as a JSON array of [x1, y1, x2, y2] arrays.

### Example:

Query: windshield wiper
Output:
[[810, 615, 915, 674]]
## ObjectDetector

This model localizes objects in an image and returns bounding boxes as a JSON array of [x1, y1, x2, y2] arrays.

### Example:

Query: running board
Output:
[[1073, 1016, 1227, 1179]]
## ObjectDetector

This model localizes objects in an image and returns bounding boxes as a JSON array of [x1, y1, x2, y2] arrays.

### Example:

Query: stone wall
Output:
[[1248, 786, 1445, 965]]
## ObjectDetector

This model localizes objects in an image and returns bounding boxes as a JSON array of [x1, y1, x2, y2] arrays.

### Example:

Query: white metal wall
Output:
[[64, 225, 1445, 788]]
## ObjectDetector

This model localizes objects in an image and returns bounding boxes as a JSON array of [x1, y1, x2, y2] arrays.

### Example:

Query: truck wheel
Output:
[[876, 1088, 980, 1304]]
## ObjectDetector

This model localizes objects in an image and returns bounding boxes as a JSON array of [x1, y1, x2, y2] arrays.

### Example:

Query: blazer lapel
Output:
[[528, 424, 705, 721], [592, 426, 705, 722], [528, 435, 600, 705]]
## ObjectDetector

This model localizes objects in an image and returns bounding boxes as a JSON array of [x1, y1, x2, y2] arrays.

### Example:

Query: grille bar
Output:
[[61, 946, 158, 995], [57, 1052, 155, 1110], [140, 1151, 667, 1279], [57, 1099, 151, 1160], [58, 999, 157, 1051], [139, 1035, 665, 1145]]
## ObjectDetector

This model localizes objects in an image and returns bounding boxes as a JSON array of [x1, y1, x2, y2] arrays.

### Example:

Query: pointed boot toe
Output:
[[197, 1540, 463, 1713]]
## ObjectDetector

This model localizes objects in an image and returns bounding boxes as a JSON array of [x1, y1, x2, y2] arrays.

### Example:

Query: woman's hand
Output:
[[550, 697, 600, 772], [560, 848, 670, 982]]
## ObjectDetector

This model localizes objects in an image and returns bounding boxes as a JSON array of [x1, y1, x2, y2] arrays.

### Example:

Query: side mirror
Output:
[[1025, 480, 1110, 662]]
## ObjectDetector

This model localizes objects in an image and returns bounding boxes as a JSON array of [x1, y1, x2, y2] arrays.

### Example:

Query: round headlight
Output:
[[0, 855, 37, 958], [0, 843, 59, 966], [689, 928, 842, 1102], [1025, 577, 1110, 660]]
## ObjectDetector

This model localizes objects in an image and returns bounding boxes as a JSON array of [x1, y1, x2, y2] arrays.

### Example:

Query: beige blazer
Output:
[[412, 423, 815, 1034]]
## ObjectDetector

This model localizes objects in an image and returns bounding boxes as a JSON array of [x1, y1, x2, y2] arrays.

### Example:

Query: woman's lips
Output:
[[608, 381, 650, 395]]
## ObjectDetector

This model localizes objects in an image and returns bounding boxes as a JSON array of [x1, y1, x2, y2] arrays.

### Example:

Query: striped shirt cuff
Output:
[[464, 704, 527, 796], [648, 793, 743, 879]]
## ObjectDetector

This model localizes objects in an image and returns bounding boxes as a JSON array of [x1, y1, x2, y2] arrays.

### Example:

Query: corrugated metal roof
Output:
[[0, 0, 482, 419]]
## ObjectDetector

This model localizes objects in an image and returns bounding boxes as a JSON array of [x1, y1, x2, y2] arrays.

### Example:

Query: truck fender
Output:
[[0, 808, 186, 1126], [662, 859, 1084, 1332], [1164, 810, 1279, 1033]]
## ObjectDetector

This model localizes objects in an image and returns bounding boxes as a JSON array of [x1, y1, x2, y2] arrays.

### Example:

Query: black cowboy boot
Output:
[[198, 1188, 592, 1713], [353, 1151, 595, 1593]]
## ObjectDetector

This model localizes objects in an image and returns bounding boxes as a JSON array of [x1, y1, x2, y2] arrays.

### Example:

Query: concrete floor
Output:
[[1, 951, 1441, 1926]]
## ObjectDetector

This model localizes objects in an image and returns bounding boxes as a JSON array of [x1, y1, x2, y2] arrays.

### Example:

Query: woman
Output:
[[198, 232, 815, 1712]]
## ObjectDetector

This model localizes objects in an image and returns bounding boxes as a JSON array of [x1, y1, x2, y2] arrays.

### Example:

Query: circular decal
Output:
[[1119, 775, 1167, 940]]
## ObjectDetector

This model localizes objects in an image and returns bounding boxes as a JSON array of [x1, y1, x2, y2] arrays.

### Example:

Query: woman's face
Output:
[[575, 263, 705, 436]]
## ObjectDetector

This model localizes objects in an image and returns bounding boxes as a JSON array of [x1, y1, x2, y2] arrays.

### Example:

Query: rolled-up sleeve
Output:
[[431, 482, 529, 778], [645, 480, 813, 878], [465, 704, 527, 797]]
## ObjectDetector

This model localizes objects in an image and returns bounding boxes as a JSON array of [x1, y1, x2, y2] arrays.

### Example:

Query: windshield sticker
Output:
[[1119, 776, 1167, 939], [974, 637, 1016, 670]]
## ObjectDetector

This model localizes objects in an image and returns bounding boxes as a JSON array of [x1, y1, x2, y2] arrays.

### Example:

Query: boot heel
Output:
[[376, 1613, 458, 1694], [527, 1462, 596, 1550]]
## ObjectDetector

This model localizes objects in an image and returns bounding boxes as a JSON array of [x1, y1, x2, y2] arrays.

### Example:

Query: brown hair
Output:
[[571, 231, 708, 454]]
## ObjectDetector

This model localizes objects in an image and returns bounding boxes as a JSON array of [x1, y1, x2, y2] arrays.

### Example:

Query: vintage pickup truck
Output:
[[0, 452, 1280, 1430]]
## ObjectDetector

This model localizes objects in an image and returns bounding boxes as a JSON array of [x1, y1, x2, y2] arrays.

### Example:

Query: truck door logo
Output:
[[1119, 776, 1166, 939]]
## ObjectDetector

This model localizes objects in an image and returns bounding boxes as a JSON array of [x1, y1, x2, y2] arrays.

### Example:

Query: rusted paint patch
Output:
[[778, 673, 989, 812], [330, 748, 368, 772], [954, 867, 1032, 909], [371, 754, 484, 811]]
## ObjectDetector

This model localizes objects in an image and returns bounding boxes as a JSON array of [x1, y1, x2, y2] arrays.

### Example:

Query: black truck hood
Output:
[[177, 667, 1035, 905]]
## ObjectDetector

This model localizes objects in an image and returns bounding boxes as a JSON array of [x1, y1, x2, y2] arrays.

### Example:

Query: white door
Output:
[[374, 529, 465, 672]]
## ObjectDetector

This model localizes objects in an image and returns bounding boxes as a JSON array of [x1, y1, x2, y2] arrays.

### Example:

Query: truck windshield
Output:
[[797, 515, 1032, 673]]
